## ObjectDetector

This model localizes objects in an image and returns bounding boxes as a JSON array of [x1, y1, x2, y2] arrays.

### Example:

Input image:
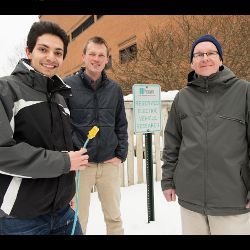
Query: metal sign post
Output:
[[145, 133, 155, 222], [133, 84, 161, 223]]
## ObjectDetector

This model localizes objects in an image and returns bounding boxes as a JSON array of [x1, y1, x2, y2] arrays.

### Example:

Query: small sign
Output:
[[133, 84, 162, 134]]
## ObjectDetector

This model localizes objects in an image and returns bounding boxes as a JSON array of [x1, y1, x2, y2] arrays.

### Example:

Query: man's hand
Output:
[[163, 188, 176, 202], [68, 148, 89, 171], [104, 157, 122, 166], [246, 200, 250, 209], [70, 196, 76, 211]]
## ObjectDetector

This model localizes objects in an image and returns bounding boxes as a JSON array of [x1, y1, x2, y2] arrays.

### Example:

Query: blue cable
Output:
[[71, 138, 89, 235]]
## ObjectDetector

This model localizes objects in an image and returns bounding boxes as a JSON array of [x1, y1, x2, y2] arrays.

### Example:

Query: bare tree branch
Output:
[[5, 39, 26, 74], [110, 15, 250, 95]]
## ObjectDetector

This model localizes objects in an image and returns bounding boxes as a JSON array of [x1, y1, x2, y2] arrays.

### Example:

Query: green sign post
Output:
[[133, 84, 162, 223]]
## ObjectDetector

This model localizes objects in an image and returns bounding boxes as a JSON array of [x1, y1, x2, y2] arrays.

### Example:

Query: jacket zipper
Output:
[[204, 80, 208, 214], [93, 92, 100, 162], [46, 91, 59, 212], [218, 115, 245, 125]]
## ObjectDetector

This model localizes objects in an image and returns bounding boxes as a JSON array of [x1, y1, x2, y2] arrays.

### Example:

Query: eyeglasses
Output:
[[193, 51, 219, 59]]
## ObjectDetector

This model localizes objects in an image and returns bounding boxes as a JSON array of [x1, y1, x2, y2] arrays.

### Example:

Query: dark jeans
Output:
[[0, 205, 83, 235]]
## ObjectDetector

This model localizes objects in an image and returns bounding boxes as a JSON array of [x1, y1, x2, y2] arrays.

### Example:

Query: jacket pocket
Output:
[[179, 112, 201, 120], [218, 115, 245, 125], [240, 166, 250, 192], [240, 167, 248, 194], [173, 161, 180, 188]]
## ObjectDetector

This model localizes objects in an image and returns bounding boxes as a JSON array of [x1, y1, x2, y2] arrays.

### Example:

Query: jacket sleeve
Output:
[[161, 93, 182, 191], [114, 86, 128, 162], [244, 83, 250, 200], [0, 86, 71, 179]]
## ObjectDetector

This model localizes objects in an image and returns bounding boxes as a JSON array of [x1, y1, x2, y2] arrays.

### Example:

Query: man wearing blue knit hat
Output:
[[161, 34, 250, 234], [190, 34, 223, 63]]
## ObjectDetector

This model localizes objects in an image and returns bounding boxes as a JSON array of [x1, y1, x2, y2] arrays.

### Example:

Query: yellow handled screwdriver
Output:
[[71, 126, 99, 235]]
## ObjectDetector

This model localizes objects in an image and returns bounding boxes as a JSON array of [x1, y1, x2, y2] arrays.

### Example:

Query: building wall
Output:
[[40, 15, 173, 77]]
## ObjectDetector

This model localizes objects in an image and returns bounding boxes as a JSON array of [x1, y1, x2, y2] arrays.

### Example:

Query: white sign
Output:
[[133, 84, 162, 134]]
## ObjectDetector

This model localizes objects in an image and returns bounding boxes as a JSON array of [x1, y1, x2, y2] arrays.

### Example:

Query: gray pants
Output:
[[180, 206, 250, 235]]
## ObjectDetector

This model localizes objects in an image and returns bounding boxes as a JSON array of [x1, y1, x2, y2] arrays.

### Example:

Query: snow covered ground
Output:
[[86, 181, 182, 235]]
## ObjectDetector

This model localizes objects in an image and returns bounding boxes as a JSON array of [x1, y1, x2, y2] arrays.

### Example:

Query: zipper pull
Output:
[[47, 92, 52, 102], [205, 80, 209, 93]]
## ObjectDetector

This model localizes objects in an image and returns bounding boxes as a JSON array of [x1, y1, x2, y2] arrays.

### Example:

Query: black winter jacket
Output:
[[0, 59, 75, 218], [64, 68, 128, 163], [161, 66, 250, 216]]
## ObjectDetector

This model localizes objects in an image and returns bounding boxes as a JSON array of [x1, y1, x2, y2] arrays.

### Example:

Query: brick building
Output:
[[39, 15, 173, 78]]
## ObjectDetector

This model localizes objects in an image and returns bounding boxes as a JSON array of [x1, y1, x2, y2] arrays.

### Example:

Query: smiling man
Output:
[[161, 34, 250, 235], [64, 36, 128, 235], [0, 21, 89, 235], [26, 34, 64, 77]]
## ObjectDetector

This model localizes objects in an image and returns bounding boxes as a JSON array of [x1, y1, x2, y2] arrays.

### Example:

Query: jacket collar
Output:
[[187, 65, 236, 91], [12, 59, 72, 97], [78, 67, 108, 90]]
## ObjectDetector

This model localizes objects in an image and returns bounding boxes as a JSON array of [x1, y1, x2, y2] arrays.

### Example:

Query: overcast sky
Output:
[[0, 15, 39, 77]]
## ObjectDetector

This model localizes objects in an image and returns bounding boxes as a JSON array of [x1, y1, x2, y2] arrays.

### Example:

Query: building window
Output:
[[119, 44, 137, 64], [71, 26, 82, 40], [71, 15, 95, 40], [105, 55, 112, 70]]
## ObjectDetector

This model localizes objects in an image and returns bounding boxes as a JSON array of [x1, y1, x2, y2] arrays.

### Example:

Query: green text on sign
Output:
[[133, 84, 162, 134]]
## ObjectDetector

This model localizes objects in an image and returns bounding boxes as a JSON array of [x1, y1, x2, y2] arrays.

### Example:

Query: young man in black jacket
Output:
[[64, 36, 128, 235], [0, 21, 89, 235]]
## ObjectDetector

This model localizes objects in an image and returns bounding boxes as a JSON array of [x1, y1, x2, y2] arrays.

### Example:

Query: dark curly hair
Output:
[[27, 21, 69, 59]]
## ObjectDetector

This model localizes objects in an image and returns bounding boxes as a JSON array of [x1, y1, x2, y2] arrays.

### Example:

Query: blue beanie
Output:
[[190, 34, 223, 63]]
